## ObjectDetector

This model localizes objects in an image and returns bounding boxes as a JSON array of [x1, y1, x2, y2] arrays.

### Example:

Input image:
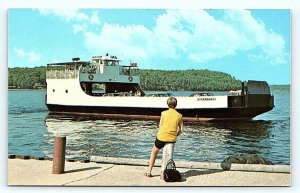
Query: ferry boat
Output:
[[45, 54, 274, 121]]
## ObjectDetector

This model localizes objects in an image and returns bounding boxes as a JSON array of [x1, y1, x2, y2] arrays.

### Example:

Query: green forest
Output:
[[139, 69, 242, 91], [8, 67, 46, 89], [9, 66, 243, 91]]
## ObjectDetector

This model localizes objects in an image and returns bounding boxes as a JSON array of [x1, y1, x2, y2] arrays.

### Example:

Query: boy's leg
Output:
[[148, 145, 160, 174]]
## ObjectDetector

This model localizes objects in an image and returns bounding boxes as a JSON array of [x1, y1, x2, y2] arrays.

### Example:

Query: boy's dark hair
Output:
[[167, 97, 177, 108]]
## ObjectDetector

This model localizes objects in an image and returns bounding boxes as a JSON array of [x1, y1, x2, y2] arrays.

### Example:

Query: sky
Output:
[[2, 2, 300, 193], [8, 9, 290, 84]]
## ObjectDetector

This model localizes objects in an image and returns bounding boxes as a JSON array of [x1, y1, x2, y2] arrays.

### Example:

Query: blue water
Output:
[[8, 89, 290, 164]]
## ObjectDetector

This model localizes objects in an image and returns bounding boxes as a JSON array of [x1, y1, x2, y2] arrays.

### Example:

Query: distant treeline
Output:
[[8, 66, 243, 91], [139, 69, 242, 91], [8, 67, 46, 89], [270, 85, 290, 92]]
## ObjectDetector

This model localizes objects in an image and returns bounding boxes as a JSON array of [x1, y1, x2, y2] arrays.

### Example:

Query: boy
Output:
[[145, 97, 184, 178]]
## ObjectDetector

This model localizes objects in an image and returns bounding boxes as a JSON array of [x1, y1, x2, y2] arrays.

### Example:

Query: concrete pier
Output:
[[8, 157, 290, 186], [90, 156, 290, 173]]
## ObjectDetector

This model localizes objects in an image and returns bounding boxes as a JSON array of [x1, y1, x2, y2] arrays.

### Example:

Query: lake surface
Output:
[[8, 89, 290, 164]]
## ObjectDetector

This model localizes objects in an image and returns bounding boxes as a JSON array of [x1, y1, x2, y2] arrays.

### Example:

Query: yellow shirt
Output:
[[157, 108, 182, 142]]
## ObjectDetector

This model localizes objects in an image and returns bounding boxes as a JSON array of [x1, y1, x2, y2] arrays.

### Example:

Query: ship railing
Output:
[[145, 93, 170, 97], [189, 93, 214, 97], [91, 92, 138, 97], [47, 62, 89, 79], [46, 69, 78, 79]]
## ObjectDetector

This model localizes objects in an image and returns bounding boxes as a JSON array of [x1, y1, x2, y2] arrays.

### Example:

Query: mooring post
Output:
[[161, 143, 175, 173], [52, 136, 66, 174]]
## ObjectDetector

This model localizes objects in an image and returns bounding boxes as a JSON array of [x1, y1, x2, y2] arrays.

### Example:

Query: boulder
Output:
[[221, 154, 273, 170]]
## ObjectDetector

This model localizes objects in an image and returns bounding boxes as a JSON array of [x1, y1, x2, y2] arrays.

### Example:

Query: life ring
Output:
[[88, 74, 94, 80], [128, 76, 133, 82]]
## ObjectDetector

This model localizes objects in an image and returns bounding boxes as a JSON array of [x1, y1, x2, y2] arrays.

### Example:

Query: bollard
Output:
[[52, 136, 66, 174], [161, 143, 175, 173]]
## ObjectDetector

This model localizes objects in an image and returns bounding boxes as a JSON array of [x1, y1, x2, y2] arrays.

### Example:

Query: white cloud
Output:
[[14, 47, 41, 63], [79, 10, 288, 66], [28, 51, 41, 63], [73, 24, 87, 34], [84, 24, 153, 60], [14, 47, 26, 57], [38, 9, 101, 27], [153, 10, 242, 62], [223, 10, 288, 65], [38, 9, 89, 22], [39, 9, 101, 37], [90, 11, 100, 25]]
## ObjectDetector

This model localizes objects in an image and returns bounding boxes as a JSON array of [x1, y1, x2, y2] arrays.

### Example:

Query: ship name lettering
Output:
[[197, 97, 216, 101]]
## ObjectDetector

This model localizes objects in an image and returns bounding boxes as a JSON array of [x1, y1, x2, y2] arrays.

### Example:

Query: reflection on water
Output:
[[44, 113, 290, 164], [45, 114, 158, 160]]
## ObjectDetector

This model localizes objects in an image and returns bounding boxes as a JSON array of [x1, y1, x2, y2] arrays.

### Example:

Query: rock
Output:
[[222, 154, 273, 165], [221, 162, 231, 170]]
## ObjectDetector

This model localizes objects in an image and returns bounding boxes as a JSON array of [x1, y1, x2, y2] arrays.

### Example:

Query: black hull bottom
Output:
[[46, 104, 273, 122]]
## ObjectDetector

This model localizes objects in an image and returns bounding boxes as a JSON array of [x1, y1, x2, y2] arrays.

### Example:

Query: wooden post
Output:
[[52, 136, 66, 174]]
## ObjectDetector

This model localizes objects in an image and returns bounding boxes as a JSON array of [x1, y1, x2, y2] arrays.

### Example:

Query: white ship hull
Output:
[[46, 79, 273, 121], [45, 55, 274, 122], [46, 79, 228, 109]]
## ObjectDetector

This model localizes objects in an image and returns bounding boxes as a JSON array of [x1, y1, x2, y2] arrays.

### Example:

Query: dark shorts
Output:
[[154, 138, 175, 149]]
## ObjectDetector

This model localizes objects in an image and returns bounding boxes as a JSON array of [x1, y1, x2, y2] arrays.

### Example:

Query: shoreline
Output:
[[8, 154, 291, 170], [8, 88, 46, 91], [8, 156, 291, 186]]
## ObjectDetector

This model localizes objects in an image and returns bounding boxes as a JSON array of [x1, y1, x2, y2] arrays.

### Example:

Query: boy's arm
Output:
[[177, 118, 184, 136], [159, 113, 163, 128]]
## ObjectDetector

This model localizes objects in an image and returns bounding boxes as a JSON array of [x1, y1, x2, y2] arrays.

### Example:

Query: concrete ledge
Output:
[[90, 156, 290, 173], [228, 163, 290, 173], [90, 156, 148, 166], [8, 158, 291, 186]]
